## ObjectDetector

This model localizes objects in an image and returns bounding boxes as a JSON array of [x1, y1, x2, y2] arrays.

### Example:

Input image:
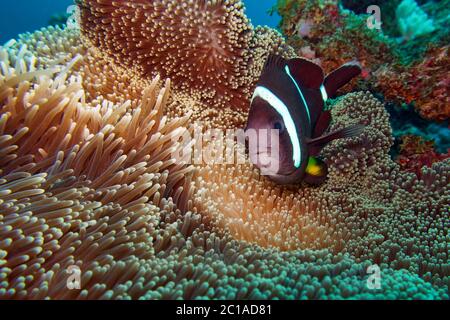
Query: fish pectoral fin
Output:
[[304, 157, 328, 185], [313, 110, 332, 138], [306, 124, 365, 147]]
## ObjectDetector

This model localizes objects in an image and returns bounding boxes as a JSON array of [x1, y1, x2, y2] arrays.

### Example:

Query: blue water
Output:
[[0, 0, 280, 45]]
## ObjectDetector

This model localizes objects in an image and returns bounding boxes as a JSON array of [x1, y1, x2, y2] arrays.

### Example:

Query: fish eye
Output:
[[273, 121, 285, 132]]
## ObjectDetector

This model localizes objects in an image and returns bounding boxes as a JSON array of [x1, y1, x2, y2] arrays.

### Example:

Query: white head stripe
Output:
[[320, 84, 328, 101], [252, 86, 301, 168], [284, 65, 311, 124]]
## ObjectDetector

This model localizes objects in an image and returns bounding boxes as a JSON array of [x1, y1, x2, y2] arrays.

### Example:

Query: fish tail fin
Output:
[[323, 61, 362, 98], [307, 124, 365, 148], [304, 157, 328, 185]]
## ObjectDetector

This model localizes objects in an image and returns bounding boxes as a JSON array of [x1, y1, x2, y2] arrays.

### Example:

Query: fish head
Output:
[[245, 94, 296, 176]]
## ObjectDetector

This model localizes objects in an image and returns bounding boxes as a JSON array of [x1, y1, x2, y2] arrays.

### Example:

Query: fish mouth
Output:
[[249, 151, 282, 174], [249, 151, 272, 167], [249, 151, 297, 176]]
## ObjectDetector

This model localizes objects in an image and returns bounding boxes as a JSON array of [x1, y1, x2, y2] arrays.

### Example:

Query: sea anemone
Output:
[[0, 39, 198, 298], [78, 0, 294, 111], [193, 93, 449, 290]]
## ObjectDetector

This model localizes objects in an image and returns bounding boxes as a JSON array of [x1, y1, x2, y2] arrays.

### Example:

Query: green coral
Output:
[[396, 0, 436, 41]]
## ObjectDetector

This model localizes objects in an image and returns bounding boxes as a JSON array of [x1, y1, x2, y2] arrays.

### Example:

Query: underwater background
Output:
[[0, 0, 448, 300]]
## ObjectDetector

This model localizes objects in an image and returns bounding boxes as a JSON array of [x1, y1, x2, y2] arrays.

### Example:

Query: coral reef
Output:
[[396, 0, 435, 41], [274, 0, 450, 122], [275, 0, 394, 93], [388, 107, 450, 154], [396, 135, 450, 177], [374, 45, 450, 121], [0, 0, 449, 300]]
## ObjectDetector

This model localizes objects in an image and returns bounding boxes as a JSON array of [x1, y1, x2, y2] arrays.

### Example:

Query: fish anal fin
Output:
[[287, 58, 324, 89]]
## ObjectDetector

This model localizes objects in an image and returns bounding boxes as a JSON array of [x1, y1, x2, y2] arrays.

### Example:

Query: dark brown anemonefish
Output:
[[245, 54, 365, 185]]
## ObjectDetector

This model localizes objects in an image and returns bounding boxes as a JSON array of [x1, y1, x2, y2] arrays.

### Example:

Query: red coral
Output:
[[374, 46, 449, 121], [278, 1, 449, 121], [280, 0, 393, 96], [396, 135, 450, 177]]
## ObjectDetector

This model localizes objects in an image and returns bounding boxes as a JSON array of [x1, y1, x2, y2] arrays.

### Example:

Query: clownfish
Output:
[[245, 54, 365, 185]]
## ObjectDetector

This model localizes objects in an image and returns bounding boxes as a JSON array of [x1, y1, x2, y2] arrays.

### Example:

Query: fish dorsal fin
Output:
[[286, 58, 324, 89], [323, 61, 361, 98], [262, 54, 288, 74]]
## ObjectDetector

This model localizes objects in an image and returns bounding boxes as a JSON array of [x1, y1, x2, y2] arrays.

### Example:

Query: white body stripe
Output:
[[284, 65, 311, 125], [320, 84, 328, 101], [252, 86, 302, 168]]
